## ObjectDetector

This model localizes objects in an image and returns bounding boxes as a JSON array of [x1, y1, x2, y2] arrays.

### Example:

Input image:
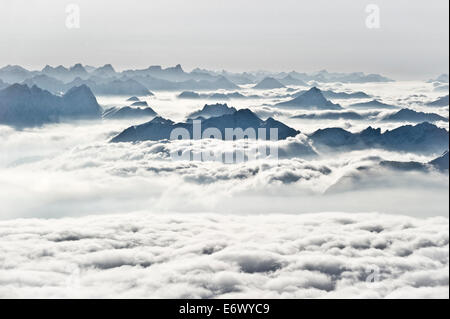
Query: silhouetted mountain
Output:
[[111, 109, 299, 143], [41, 65, 71, 82], [124, 64, 187, 81], [426, 95, 449, 107], [59, 84, 102, 118], [0, 65, 35, 83], [253, 77, 285, 89], [131, 101, 148, 106], [220, 71, 255, 85], [0, 84, 101, 127], [314, 70, 393, 83], [290, 89, 371, 100], [130, 74, 238, 91], [178, 91, 201, 99], [382, 108, 448, 122], [92, 64, 117, 78], [65, 78, 152, 95], [100, 79, 153, 95], [0, 79, 9, 90], [103, 106, 157, 120], [322, 90, 370, 99], [209, 76, 240, 90], [22, 74, 66, 93], [429, 151, 449, 171], [379, 160, 429, 172], [187, 103, 237, 119], [126, 96, 140, 101], [24, 74, 148, 96], [69, 63, 88, 76], [310, 122, 448, 154], [278, 75, 308, 86], [349, 99, 398, 109], [276, 87, 342, 110], [40, 64, 90, 82], [179, 68, 392, 84], [284, 70, 393, 83], [122, 64, 232, 83], [178, 91, 253, 100]]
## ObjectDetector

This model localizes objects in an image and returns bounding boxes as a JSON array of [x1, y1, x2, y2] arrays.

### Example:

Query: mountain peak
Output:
[[1, 83, 31, 96], [305, 86, 322, 94], [69, 63, 87, 74], [253, 77, 285, 89], [149, 116, 174, 125], [187, 103, 237, 120], [99, 64, 115, 71], [234, 108, 257, 118], [65, 84, 92, 95], [276, 86, 342, 110]]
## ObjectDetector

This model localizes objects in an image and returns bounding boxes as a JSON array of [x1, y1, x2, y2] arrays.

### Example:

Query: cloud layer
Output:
[[0, 212, 447, 298]]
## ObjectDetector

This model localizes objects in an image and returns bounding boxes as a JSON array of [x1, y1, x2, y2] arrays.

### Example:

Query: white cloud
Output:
[[0, 212, 447, 298]]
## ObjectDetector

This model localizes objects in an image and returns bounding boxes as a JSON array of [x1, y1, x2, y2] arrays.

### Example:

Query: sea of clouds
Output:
[[0, 81, 448, 298], [0, 212, 447, 298]]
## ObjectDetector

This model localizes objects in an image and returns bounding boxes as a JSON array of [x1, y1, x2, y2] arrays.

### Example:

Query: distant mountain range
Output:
[[177, 91, 259, 100], [0, 83, 101, 127], [278, 75, 308, 87], [111, 108, 300, 143], [292, 111, 375, 120], [102, 106, 157, 120], [309, 122, 448, 154], [290, 89, 371, 100], [0, 64, 395, 97]]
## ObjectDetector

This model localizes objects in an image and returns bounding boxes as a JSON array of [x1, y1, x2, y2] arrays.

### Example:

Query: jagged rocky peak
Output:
[[94, 64, 116, 75], [70, 63, 85, 70], [171, 64, 183, 72], [0, 83, 101, 127], [61, 84, 102, 117], [149, 116, 175, 125]]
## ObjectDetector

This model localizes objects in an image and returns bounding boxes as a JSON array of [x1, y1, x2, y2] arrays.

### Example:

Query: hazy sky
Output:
[[0, 0, 448, 79]]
